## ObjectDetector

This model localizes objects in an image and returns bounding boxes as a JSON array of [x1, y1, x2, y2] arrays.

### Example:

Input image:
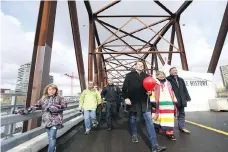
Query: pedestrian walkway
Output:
[[39, 111, 228, 152]]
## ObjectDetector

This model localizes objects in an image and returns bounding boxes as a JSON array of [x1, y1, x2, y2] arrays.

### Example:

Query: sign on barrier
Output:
[[161, 64, 215, 112]]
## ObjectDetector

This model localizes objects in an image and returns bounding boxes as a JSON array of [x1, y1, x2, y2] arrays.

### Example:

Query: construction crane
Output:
[[64, 72, 79, 96]]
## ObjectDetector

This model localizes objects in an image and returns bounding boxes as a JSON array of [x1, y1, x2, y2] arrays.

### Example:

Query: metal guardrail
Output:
[[1, 103, 79, 126], [1, 100, 82, 152], [1, 104, 24, 109], [1, 100, 78, 137], [0, 94, 80, 136]]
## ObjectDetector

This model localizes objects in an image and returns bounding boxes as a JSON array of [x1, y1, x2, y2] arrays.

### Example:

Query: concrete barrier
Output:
[[7, 115, 84, 152], [208, 98, 228, 111]]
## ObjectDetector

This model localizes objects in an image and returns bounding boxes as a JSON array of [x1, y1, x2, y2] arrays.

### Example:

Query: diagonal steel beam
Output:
[[107, 71, 121, 81], [208, 2, 228, 74], [138, 20, 171, 52], [154, 19, 174, 46], [95, 18, 137, 52], [154, 47, 165, 65], [103, 48, 130, 69], [138, 21, 174, 64], [94, 0, 121, 15], [154, 1, 173, 16], [176, 1, 193, 16], [104, 47, 142, 59], [141, 19, 174, 60], [102, 18, 170, 45], [107, 61, 119, 66], [106, 64, 123, 80], [97, 19, 153, 46], [106, 60, 136, 71]]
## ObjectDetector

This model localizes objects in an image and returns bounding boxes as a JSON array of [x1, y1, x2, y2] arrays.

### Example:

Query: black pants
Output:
[[116, 102, 121, 114], [106, 102, 117, 128]]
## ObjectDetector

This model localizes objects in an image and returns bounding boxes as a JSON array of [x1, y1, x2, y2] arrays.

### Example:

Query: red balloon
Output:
[[143, 76, 157, 91]]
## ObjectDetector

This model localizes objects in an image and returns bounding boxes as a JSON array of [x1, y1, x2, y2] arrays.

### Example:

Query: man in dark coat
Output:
[[101, 79, 121, 130], [166, 67, 191, 134], [122, 61, 166, 152]]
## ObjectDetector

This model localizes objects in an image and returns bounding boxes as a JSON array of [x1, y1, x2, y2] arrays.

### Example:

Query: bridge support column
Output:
[[93, 47, 98, 85], [68, 1, 86, 91], [23, 1, 57, 131], [88, 20, 95, 83], [208, 2, 228, 74], [96, 48, 103, 88], [175, 20, 189, 71], [102, 70, 107, 87], [168, 25, 175, 65]]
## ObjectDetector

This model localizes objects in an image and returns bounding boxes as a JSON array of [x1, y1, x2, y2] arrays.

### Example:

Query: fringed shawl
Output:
[[150, 79, 177, 113]]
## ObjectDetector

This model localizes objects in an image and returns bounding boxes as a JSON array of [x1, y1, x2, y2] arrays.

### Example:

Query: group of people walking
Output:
[[16, 60, 191, 152], [79, 60, 191, 152]]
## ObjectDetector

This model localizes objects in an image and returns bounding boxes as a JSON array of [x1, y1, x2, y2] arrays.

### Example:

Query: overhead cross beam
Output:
[[85, 0, 194, 86], [92, 51, 181, 54]]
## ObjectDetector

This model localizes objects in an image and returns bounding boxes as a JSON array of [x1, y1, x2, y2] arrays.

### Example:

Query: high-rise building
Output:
[[49, 75, 54, 84], [15, 63, 54, 93], [15, 63, 31, 93], [220, 65, 228, 87]]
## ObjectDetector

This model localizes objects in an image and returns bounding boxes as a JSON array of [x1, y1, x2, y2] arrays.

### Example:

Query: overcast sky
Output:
[[1, 0, 228, 95]]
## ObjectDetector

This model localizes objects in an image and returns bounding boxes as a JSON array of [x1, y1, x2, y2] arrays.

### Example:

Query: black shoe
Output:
[[152, 146, 166, 152], [167, 135, 177, 141], [107, 127, 112, 131], [131, 135, 139, 143], [179, 128, 190, 134]]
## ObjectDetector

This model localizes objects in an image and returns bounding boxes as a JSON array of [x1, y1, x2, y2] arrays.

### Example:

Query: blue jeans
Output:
[[46, 125, 59, 152], [129, 112, 158, 149], [84, 110, 97, 131]]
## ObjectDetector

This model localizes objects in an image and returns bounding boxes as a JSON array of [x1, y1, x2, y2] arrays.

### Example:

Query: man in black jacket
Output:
[[166, 67, 191, 134], [101, 79, 121, 130], [122, 61, 166, 152]]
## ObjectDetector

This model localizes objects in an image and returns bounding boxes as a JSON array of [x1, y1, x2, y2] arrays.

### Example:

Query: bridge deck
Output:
[[40, 111, 228, 152]]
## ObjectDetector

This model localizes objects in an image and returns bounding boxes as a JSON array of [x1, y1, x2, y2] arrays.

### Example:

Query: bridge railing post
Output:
[[5, 95, 17, 138]]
